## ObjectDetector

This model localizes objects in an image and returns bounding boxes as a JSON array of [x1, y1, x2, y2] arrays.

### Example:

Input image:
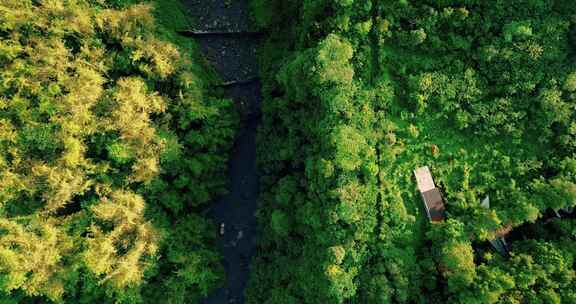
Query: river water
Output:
[[181, 1, 261, 303]]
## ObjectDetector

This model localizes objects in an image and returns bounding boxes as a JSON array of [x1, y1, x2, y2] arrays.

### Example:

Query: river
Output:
[[181, 0, 261, 303]]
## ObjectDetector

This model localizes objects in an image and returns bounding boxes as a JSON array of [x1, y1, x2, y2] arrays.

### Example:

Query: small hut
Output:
[[414, 166, 446, 222], [480, 196, 510, 256]]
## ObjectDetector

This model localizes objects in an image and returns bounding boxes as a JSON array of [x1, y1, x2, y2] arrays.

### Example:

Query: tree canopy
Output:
[[0, 0, 236, 303], [248, 0, 576, 303]]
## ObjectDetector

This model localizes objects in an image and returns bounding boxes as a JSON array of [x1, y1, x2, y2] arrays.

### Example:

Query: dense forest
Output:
[[247, 0, 576, 303], [3, 0, 576, 303], [0, 0, 236, 303]]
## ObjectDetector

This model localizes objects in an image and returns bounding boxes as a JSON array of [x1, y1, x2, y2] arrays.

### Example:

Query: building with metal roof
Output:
[[414, 166, 446, 222], [480, 196, 510, 256]]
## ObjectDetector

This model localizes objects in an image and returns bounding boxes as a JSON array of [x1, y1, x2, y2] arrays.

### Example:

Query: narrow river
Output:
[[181, 1, 261, 303]]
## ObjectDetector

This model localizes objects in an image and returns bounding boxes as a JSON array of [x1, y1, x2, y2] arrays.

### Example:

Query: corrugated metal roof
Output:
[[414, 166, 445, 222], [422, 188, 445, 222], [414, 166, 435, 193]]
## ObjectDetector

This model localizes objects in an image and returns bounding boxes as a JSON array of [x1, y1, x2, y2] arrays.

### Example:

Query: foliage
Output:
[[0, 0, 236, 302], [248, 0, 576, 303]]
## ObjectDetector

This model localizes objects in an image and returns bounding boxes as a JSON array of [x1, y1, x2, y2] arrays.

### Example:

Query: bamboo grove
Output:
[[0, 0, 236, 303]]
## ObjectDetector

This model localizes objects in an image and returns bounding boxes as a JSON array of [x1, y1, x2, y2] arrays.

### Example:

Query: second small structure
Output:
[[414, 166, 446, 222]]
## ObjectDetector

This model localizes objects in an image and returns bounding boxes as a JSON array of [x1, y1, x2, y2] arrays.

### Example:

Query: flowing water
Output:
[[181, 1, 261, 303]]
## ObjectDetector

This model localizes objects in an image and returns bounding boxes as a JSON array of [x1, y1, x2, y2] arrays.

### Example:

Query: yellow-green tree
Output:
[[0, 0, 236, 302]]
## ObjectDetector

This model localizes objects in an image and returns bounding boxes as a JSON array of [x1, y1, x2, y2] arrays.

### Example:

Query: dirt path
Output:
[[181, 1, 261, 303]]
